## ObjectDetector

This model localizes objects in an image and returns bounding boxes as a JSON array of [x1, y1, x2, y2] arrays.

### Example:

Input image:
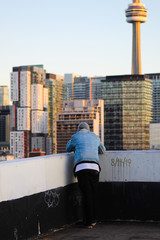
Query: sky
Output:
[[0, 0, 160, 87]]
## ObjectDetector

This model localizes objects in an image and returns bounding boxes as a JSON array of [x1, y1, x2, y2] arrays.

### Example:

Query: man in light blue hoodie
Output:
[[66, 122, 105, 228]]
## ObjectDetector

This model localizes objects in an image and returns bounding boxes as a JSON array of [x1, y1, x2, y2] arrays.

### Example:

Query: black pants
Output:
[[76, 169, 99, 226]]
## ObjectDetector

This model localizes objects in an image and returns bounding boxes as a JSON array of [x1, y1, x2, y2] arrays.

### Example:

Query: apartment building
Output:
[[10, 65, 48, 158], [56, 99, 104, 153]]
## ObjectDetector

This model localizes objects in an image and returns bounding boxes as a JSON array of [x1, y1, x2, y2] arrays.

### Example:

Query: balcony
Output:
[[0, 150, 160, 239]]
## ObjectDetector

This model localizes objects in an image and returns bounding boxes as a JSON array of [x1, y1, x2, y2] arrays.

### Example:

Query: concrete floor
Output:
[[33, 221, 160, 240]]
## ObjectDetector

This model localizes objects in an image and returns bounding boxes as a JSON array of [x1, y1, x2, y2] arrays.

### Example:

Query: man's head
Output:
[[78, 122, 90, 132]]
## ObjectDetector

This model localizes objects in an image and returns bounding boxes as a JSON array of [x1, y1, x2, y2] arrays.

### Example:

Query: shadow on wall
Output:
[[65, 152, 75, 184]]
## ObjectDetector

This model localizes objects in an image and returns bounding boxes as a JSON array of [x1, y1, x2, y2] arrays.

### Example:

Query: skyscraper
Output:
[[0, 106, 10, 150], [64, 74, 80, 100], [0, 86, 10, 149], [10, 65, 48, 158], [46, 73, 64, 154], [125, 0, 148, 74], [102, 75, 152, 150], [146, 73, 160, 123]]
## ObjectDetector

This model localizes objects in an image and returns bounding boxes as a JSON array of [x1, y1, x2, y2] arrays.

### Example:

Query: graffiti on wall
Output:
[[44, 190, 60, 208], [111, 157, 131, 168], [14, 228, 18, 240], [73, 193, 82, 206]]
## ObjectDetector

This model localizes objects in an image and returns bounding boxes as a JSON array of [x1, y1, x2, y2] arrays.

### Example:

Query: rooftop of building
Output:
[[1, 150, 160, 239], [103, 74, 151, 81], [0, 150, 12, 156], [33, 221, 160, 240]]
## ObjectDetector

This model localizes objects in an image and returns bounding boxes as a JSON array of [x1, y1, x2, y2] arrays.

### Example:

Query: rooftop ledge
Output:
[[1, 150, 160, 239]]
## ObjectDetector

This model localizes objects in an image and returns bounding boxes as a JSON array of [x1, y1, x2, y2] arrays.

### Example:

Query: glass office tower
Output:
[[46, 74, 64, 154], [102, 75, 152, 150], [64, 74, 105, 100], [146, 73, 160, 123]]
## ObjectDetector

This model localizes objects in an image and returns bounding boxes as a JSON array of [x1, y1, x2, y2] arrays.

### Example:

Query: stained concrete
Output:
[[33, 221, 160, 240]]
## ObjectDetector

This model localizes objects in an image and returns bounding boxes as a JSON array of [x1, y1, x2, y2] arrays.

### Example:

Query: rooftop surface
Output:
[[33, 221, 160, 240]]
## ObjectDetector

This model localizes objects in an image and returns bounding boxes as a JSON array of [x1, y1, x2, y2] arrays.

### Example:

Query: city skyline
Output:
[[0, 0, 160, 87]]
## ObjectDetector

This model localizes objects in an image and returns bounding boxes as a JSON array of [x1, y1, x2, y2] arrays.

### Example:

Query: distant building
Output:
[[0, 86, 9, 106], [91, 76, 105, 99], [0, 106, 10, 150], [150, 123, 160, 150], [56, 99, 104, 153], [10, 65, 48, 158], [102, 75, 152, 150], [0, 86, 10, 149], [10, 131, 30, 159], [146, 73, 160, 123], [0, 149, 14, 161], [64, 74, 104, 100], [46, 73, 64, 154], [145, 73, 160, 149], [64, 73, 80, 100], [29, 148, 45, 157]]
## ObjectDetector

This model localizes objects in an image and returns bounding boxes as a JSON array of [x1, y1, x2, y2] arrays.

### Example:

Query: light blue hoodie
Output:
[[66, 130, 105, 171]]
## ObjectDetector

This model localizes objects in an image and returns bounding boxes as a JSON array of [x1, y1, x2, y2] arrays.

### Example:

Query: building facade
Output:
[[56, 99, 104, 153], [150, 123, 160, 150], [10, 65, 48, 158], [64, 74, 80, 100], [146, 73, 160, 123], [0, 86, 10, 150], [64, 74, 104, 100], [102, 75, 152, 150], [46, 73, 64, 154], [0, 86, 10, 106], [0, 106, 10, 149]]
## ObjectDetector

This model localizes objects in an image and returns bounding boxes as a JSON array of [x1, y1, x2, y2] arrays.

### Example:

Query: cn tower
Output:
[[125, 0, 148, 74]]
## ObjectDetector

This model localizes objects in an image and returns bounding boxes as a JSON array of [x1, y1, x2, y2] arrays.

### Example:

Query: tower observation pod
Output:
[[125, 0, 148, 75]]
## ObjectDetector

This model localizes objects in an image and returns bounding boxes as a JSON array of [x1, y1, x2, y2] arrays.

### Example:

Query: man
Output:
[[66, 122, 105, 228]]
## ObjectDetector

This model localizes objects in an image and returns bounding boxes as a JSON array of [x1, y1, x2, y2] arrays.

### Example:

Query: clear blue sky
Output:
[[0, 0, 159, 87]]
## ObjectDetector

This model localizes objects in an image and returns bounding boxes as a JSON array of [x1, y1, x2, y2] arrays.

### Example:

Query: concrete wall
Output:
[[0, 153, 75, 202], [100, 150, 160, 182], [0, 150, 160, 239], [1, 150, 160, 203]]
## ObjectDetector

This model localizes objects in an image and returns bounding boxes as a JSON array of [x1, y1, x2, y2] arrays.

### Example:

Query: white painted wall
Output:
[[99, 150, 160, 182], [0, 151, 160, 203], [0, 153, 75, 203]]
